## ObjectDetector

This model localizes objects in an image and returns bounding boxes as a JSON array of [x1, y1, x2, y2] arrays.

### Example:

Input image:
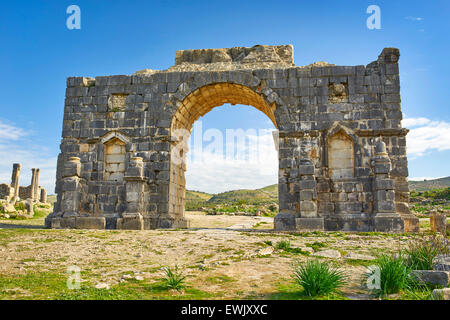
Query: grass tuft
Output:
[[293, 259, 347, 297], [162, 266, 186, 291]]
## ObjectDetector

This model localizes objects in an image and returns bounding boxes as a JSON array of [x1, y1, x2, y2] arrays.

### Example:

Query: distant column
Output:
[[31, 168, 41, 201], [40, 188, 47, 203], [11, 163, 21, 202]]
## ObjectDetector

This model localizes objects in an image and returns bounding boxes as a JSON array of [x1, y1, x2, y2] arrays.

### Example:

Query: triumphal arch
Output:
[[46, 45, 419, 232]]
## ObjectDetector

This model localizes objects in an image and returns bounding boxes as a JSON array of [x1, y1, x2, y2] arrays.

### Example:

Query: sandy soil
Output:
[[0, 211, 417, 299]]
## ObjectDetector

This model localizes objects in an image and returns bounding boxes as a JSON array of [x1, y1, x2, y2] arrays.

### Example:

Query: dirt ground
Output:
[[0, 211, 424, 300]]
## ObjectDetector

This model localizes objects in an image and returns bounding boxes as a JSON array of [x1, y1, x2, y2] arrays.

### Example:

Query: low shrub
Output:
[[162, 266, 186, 291], [293, 259, 347, 297], [404, 235, 449, 270]]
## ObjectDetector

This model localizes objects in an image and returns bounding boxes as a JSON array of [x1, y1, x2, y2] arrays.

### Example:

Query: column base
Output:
[[373, 213, 404, 233], [402, 215, 420, 233], [324, 214, 372, 232], [47, 216, 106, 229], [274, 212, 296, 231], [143, 215, 190, 229], [295, 217, 324, 231], [117, 213, 144, 230]]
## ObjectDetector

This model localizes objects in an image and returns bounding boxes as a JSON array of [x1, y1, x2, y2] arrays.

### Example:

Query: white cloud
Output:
[[0, 120, 57, 194], [402, 117, 450, 157], [185, 127, 278, 194], [409, 176, 445, 181], [0, 121, 28, 141], [405, 16, 424, 21]]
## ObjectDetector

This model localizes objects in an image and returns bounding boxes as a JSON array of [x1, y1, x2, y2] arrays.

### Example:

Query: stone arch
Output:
[[166, 78, 285, 217]]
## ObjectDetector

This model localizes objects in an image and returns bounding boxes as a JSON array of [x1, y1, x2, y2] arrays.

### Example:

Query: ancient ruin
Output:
[[46, 45, 419, 232], [0, 163, 48, 217]]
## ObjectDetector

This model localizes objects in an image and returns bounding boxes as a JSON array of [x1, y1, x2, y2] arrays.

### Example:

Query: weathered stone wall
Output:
[[47, 45, 418, 232]]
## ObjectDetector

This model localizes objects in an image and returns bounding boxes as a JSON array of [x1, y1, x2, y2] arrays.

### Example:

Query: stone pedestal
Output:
[[371, 140, 404, 232], [46, 157, 82, 228], [295, 159, 324, 231], [117, 157, 146, 230], [430, 211, 447, 234]]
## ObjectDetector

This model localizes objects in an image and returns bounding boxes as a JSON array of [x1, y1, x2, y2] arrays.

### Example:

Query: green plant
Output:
[[162, 266, 186, 291], [404, 235, 449, 270], [367, 254, 411, 296], [293, 259, 347, 297], [275, 240, 291, 251], [306, 241, 327, 252]]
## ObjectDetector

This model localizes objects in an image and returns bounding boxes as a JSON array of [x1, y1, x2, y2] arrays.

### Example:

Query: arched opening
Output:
[[169, 83, 278, 218]]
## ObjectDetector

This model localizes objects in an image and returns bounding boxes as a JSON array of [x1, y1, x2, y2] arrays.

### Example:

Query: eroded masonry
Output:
[[46, 45, 419, 232]]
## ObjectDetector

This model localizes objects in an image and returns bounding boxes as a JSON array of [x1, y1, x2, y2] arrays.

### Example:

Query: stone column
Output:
[[40, 188, 47, 203], [10, 163, 21, 202], [117, 157, 145, 230], [372, 140, 404, 232], [295, 159, 324, 231], [31, 168, 40, 201]]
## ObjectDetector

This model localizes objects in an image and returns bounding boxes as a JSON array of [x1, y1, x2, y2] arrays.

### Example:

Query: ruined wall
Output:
[[47, 45, 418, 232]]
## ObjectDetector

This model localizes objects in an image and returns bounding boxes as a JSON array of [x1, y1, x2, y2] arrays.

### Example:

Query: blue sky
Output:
[[0, 0, 449, 193]]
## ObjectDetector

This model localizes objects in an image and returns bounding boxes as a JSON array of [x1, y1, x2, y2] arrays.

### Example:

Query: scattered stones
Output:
[[257, 247, 274, 256], [344, 253, 375, 261], [410, 270, 450, 287], [432, 288, 450, 300], [94, 283, 110, 290], [135, 276, 144, 281], [311, 249, 341, 259], [433, 255, 450, 271]]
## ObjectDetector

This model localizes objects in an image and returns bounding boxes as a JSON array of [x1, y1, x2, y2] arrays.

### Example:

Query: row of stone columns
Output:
[[9, 163, 45, 202]]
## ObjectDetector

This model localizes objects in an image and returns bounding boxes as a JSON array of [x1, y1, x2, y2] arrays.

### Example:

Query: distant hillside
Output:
[[207, 184, 278, 205], [185, 184, 278, 210], [409, 177, 450, 192], [185, 177, 450, 209]]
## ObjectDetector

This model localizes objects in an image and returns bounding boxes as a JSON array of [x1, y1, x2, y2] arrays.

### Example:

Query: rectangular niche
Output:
[[328, 131, 354, 180], [104, 138, 126, 182]]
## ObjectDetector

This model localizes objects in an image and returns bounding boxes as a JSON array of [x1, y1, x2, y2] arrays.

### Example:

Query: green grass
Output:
[[162, 266, 186, 291], [306, 241, 327, 252], [292, 259, 348, 297], [268, 281, 349, 300], [0, 271, 213, 300], [404, 235, 449, 270], [366, 254, 411, 297], [275, 240, 310, 255]]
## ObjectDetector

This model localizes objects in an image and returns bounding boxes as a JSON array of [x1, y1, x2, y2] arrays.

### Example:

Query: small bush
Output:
[[162, 266, 186, 291], [293, 260, 347, 297], [405, 235, 449, 270], [368, 254, 411, 296], [275, 240, 291, 251]]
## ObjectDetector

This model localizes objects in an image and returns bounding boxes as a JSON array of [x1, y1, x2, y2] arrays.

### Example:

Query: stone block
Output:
[[432, 288, 450, 300], [117, 215, 144, 230], [75, 217, 106, 229], [430, 211, 447, 234], [402, 215, 420, 233], [295, 217, 324, 231], [411, 270, 450, 287], [274, 212, 296, 231], [373, 214, 404, 232]]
